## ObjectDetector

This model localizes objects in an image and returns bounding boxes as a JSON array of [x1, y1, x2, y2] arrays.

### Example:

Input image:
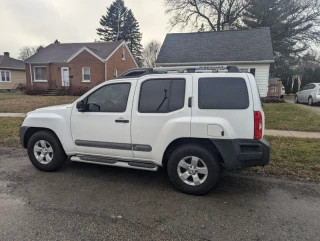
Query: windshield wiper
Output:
[[156, 89, 168, 112]]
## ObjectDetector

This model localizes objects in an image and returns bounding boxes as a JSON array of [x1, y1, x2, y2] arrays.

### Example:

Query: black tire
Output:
[[294, 95, 299, 103], [27, 130, 67, 172], [167, 144, 220, 195], [308, 96, 313, 106]]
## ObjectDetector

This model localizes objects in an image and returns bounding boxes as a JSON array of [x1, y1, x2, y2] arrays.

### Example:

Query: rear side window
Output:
[[139, 78, 186, 113], [198, 77, 249, 109]]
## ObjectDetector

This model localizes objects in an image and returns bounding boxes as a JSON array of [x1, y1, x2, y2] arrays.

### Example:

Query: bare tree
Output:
[[18, 45, 43, 61], [165, 0, 251, 31], [142, 40, 162, 67]]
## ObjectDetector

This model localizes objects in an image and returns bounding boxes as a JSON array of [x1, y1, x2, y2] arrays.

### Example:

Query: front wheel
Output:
[[27, 130, 67, 172], [294, 95, 299, 103], [308, 97, 313, 106], [167, 144, 221, 195]]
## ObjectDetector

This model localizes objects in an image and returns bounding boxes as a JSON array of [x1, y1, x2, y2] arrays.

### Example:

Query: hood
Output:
[[27, 104, 73, 114]]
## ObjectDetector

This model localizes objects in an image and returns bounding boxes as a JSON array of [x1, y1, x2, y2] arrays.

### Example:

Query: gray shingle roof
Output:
[[0, 55, 25, 70], [156, 28, 274, 64], [26, 41, 124, 63]]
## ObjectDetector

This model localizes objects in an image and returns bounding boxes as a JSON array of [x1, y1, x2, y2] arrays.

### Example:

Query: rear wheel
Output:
[[294, 95, 299, 103], [27, 131, 67, 172], [167, 144, 220, 195], [308, 96, 313, 106]]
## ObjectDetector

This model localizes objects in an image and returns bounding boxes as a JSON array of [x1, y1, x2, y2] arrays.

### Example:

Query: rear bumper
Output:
[[210, 138, 270, 170]]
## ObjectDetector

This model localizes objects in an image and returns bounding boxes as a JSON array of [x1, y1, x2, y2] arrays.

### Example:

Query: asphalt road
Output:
[[284, 95, 320, 113], [1, 147, 320, 241]]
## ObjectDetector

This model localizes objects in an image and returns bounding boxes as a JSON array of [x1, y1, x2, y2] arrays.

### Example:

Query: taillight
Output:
[[254, 111, 262, 139], [282, 87, 285, 90]]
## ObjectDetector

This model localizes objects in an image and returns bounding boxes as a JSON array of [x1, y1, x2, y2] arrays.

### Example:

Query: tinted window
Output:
[[309, 84, 316, 89], [139, 79, 186, 113], [198, 77, 249, 109], [87, 83, 131, 112]]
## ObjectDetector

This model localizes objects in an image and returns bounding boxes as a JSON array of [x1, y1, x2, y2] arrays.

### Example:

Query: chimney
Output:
[[222, 22, 230, 31], [4, 52, 9, 57]]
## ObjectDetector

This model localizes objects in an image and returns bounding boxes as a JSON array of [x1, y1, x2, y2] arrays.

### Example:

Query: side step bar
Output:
[[70, 155, 159, 172]]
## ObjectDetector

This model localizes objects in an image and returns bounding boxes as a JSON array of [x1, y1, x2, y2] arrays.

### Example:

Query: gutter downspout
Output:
[[29, 63, 33, 86], [105, 61, 107, 81]]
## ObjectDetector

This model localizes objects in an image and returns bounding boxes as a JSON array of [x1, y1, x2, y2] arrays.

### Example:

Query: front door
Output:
[[71, 79, 137, 157], [61, 67, 70, 87]]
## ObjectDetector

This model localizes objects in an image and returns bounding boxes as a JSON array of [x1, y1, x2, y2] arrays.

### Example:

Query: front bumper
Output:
[[210, 138, 270, 170]]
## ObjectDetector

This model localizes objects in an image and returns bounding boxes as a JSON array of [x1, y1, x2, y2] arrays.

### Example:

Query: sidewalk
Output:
[[265, 129, 320, 139], [0, 113, 26, 117]]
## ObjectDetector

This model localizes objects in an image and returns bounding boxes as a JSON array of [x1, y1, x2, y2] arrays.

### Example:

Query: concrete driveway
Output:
[[284, 95, 320, 114], [1, 147, 320, 241]]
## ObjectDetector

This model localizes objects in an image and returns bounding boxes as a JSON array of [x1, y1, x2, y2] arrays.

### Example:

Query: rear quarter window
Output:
[[198, 77, 249, 109]]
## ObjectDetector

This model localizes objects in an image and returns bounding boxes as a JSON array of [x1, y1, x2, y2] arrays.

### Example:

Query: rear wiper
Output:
[[156, 89, 168, 112]]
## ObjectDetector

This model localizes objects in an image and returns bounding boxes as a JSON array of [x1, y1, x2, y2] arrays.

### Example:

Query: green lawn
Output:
[[264, 103, 320, 132], [238, 136, 320, 182], [0, 117, 24, 147], [0, 93, 78, 113]]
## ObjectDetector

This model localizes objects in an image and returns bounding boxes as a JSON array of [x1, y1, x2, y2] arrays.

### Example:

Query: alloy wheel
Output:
[[33, 140, 54, 164], [177, 156, 208, 186]]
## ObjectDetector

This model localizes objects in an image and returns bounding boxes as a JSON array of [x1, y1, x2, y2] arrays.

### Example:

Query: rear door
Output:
[[191, 73, 254, 139], [299, 84, 309, 102], [131, 75, 193, 161]]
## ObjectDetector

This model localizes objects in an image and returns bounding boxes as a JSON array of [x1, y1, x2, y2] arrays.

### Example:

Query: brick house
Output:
[[25, 41, 138, 92]]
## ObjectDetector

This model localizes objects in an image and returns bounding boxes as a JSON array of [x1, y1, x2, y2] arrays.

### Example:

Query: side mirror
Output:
[[76, 100, 85, 112]]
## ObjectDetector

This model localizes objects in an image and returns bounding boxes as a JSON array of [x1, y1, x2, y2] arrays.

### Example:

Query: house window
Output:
[[239, 68, 256, 76], [33, 67, 47, 81], [122, 48, 125, 60], [250, 68, 256, 76], [0, 70, 11, 82], [82, 67, 90, 82], [114, 69, 118, 78]]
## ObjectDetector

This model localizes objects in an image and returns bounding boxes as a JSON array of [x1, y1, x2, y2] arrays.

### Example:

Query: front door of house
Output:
[[61, 67, 70, 87]]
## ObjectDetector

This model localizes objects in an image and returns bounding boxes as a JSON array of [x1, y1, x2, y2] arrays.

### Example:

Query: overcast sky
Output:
[[0, 0, 171, 58]]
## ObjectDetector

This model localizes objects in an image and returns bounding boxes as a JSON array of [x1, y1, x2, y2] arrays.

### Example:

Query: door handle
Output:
[[115, 119, 129, 123], [188, 97, 192, 107]]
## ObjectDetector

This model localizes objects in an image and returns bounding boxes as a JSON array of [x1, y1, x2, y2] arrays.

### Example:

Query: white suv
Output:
[[20, 66, 270, 195]]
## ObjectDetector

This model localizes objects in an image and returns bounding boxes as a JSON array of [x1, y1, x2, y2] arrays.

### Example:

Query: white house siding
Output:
[[235, 63, 270, 98]]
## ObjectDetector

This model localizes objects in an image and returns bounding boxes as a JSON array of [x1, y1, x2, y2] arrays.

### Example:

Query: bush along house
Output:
[[25, 41, 138, 95]]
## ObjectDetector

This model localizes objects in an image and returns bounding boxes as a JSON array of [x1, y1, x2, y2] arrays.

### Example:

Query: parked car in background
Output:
[[295, 83, 320, 106]]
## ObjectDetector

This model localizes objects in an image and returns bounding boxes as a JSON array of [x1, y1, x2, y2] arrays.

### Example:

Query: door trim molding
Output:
[[75, 140, 152, 152], [61, 67, 69, 87]]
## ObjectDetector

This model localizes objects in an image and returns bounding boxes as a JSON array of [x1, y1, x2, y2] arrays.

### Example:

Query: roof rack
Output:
[[116, 65, 240, 79]]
